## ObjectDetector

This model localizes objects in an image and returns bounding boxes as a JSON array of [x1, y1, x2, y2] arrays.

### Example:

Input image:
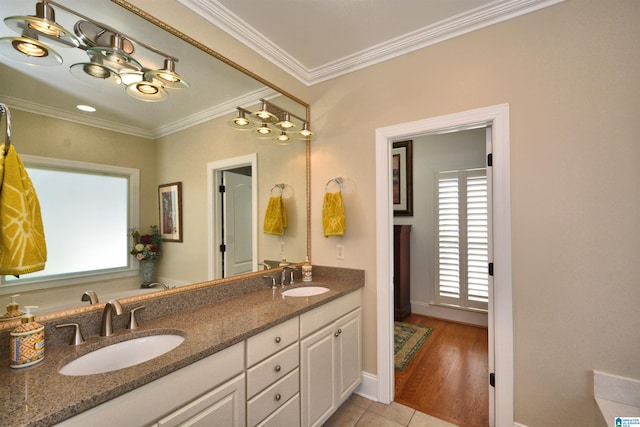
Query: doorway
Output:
[[207, 153, 258, 280], [374, 104, 513, 426]]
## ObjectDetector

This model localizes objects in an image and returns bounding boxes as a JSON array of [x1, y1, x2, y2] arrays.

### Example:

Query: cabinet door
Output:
[[155, 374, 245, 427], [300, 323, 336, 427], [335, 308, 362, 404]]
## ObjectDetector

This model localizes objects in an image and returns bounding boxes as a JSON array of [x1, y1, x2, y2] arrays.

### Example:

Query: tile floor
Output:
[[323, 394, 458, 427]]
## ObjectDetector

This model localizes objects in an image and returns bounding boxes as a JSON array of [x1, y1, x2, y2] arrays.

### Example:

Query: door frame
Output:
[[207, 153, 258, 280], [374, 104, 513, 426]]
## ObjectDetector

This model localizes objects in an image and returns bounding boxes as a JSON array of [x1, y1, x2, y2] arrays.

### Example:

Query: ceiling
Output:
[[179, 0, 564, 85]]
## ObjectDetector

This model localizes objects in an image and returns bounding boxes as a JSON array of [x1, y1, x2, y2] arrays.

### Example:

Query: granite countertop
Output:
[[1, 275, 363, 427]]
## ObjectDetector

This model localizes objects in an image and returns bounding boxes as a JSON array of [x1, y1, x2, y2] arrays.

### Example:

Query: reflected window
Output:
[[1, 156, 139, 287]]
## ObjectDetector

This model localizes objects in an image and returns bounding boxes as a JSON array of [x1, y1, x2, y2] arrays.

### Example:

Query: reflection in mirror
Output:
[[0, 0, 310, 317]]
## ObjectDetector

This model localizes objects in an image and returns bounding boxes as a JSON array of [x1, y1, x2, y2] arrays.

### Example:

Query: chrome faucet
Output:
[[81, 291, 99, 304], [100, 300, 123, 337], [258, 262, 271, 270], [280, 266, 297, 288]]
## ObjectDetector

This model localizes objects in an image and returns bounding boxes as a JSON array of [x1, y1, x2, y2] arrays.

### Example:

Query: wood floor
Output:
[[394, 314, 489, 427]]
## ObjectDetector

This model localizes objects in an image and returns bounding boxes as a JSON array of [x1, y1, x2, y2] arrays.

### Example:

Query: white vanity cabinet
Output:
[[246, 317, 300, 427], [55, 342, 246, 427], [299, 290, 362, 427]]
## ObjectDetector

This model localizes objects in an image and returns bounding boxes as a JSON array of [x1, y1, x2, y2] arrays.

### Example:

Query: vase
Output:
[[141, 259, 157, 286]]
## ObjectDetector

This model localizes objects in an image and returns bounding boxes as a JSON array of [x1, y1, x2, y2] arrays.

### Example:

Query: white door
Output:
[[222, 170, 253, 277]]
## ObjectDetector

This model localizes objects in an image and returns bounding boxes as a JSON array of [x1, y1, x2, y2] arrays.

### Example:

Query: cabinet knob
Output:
[[334, 328, 342, 337], [275, 336, 281, 343], [275, 393, 281, 401], [275, 365, 282, 372]]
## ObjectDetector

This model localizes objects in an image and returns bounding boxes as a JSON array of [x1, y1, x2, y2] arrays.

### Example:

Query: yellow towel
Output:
[[322, 191, 346, 237], [0, 144, 47, 275], [263, 195, 288, 236]]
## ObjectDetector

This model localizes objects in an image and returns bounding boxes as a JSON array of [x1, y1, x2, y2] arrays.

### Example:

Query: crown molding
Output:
[[179, 0, 565, 86]]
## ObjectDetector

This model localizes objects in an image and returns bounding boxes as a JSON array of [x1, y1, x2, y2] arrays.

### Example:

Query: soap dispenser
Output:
[[10, 306, 45, 368], [1, 294, 25, 322], [302, 256, 313, 282]]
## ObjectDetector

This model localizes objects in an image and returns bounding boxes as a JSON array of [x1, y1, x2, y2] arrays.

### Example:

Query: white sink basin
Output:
[[281, 286, 330, 297], [59, 334, 185, 376]]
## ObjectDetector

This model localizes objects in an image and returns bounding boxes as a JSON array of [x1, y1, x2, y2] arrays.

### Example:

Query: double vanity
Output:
[[0, 266, 364, 427]]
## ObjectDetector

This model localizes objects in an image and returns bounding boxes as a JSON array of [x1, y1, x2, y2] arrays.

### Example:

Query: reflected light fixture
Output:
[[146, 58, 189, 89], [297, 122, 317, 141], [252, 122, 274, 139], [276, 132, 292, 144], [76, 104, 96, 112], [228, 108, 255, 131], [251, 101, 278, 124], [0, 2, 190, 102], [4, 1, 80, 49], [125, 78, 168, 102], [275, 112, 296, 131]]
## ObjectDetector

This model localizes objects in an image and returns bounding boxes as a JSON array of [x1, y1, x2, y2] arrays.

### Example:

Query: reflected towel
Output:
[[263, 195, 288, 236], [322, 191, 346, 237], [0, 145, 47, 275]]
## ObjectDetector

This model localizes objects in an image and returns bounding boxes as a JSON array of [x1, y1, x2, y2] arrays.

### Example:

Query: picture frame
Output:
[[158, 182, 183, 242], [392, 140, 413, 216]]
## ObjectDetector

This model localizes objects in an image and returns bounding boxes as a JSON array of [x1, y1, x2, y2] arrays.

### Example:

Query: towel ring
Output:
[[0, 103, 11, 155], [271, 183, 285, 196], [325, 177, 343, 192]]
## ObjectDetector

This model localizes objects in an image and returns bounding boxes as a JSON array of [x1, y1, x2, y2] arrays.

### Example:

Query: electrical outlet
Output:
[[336, 244, 345, 260], [279, 241, 286, 255]]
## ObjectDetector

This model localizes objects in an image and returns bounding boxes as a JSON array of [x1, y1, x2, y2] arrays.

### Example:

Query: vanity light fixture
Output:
[[145, 58, 190, 89], [229, 98, 317, 142], [0, 1, 189, 102], [228, 108, 256, 131]]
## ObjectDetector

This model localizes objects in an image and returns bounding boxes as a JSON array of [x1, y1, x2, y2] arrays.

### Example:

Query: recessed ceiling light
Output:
[[76, 104, 96, 112]]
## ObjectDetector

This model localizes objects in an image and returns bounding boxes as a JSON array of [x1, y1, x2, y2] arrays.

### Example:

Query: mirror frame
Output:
[[0, 0, 311, 328]]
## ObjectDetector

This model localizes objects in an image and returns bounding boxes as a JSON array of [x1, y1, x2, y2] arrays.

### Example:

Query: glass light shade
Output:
[[119, 71, 144, 86], [70, 61, 122, 86], [87, 46, 141, 73], [228, 110, 255, 130], [276, 132, 292, 145], [126, 80, 168, 102], [296, 122, 317, 140], [275, 113, 296, 131], [4, 6, 80, 49], [252, 123, 275, 139], [0, 36, 62, 65], [251, 102, 277, 124], [145, 58, 189, 89]]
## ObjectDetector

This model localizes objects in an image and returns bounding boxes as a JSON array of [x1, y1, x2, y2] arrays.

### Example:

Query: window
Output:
[[1, 155, 139, 289], [435, 168, 488, 311]]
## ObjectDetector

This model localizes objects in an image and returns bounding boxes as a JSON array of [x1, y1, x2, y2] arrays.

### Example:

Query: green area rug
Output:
[[394, 321, 434, 371]]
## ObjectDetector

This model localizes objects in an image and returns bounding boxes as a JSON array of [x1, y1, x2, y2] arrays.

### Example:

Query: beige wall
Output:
[[110, 0, 639, 425], [306, 0, 640, 425]]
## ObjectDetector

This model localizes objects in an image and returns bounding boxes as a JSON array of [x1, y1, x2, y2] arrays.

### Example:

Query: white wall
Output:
[[394, 130, 487, 325]]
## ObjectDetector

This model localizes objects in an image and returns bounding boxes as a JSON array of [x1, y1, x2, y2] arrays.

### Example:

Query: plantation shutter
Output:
[[435, 169, 488, 311]]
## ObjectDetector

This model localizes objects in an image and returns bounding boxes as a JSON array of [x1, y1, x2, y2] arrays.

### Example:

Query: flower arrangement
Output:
[[130, 225, 161, 261]]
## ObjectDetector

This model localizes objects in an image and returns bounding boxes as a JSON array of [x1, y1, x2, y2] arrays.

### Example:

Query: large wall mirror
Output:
[[0, 0, 310, 317]]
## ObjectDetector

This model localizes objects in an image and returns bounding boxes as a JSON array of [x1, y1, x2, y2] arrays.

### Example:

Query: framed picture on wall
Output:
[[158, 182, 183, 242], [393, 140, 413, 216]]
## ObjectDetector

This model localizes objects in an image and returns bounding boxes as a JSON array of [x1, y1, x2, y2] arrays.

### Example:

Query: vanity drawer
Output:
[[247, 342, 299, 399], [247, 368, 299, 427], [256, 393, 300, 427], [247, 317, 298, 366]]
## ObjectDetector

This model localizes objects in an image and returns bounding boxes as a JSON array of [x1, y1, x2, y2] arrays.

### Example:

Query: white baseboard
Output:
[[354, 371, 378, 401], [411, 301, 488, 327], [514, 423, 529, 427]]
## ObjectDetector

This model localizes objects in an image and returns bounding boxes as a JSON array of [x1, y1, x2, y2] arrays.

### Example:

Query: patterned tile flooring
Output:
[[323, 394, 458, 427]]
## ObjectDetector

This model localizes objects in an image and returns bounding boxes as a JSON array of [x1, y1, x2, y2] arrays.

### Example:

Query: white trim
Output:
[[354, 371, 378, 402], [410, 301, 488, 327], [206, 154, 258, 280], [179, 0, 565, 86], [375, 104, 513, 425]]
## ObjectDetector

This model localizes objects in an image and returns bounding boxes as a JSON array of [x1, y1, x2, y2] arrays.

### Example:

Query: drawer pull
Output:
[[275, 365, 282, 372], [275, 393, 282, 401], [275, 336, 281, 343], [334, 328, 342, 337]]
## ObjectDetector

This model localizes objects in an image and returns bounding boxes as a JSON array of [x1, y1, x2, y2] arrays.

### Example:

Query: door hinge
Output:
[[487, 153, 493, 167], [219, 185, 225, 193], [490, 373, 495, 387], [219, 244, 226, 253], [488, 262, 494, 276]]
